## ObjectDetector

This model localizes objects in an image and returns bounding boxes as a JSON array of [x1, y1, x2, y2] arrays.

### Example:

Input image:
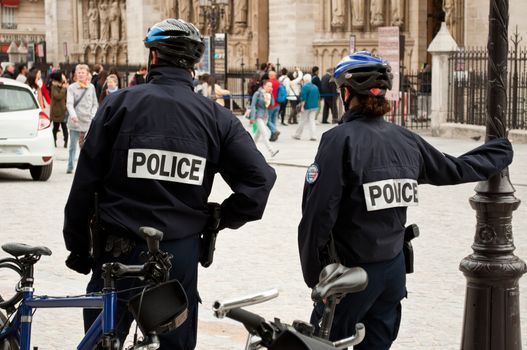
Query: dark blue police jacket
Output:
[[63, 65, 276, 254], [298, 107, 513, 288]]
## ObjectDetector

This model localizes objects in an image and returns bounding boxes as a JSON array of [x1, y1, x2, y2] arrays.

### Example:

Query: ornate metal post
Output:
[[459, 1, 526, 349]]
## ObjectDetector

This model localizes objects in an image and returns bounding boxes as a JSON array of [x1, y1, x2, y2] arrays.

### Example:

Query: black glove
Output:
[[65, 252, 94, 275]]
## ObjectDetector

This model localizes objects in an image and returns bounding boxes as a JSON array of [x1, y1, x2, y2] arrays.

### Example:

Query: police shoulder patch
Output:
[[305, 163, 320, 184]]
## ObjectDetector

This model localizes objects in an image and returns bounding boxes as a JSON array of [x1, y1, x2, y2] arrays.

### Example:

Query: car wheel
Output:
[[29, 162, 53, 181]]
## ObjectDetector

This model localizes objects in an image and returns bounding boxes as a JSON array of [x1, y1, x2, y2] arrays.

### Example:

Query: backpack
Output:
[[276, 83, 287, 103]]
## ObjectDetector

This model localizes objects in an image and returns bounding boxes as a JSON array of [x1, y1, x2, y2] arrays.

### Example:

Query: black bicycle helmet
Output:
[[334, 51, 393, 97], [144, 19, 205, 69]]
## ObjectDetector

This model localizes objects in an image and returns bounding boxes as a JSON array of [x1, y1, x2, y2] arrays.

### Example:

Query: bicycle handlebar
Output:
[[213, 289, 279, 318], [226, 308, 267, 335], [332, 323, 366, 348]]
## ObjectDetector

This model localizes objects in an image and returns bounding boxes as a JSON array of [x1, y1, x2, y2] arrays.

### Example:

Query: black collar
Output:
[[146, 65, 194, 89], [339, 107, 365, 124]]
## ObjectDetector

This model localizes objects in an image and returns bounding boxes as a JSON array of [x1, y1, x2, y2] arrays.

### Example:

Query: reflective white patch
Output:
[[127, 148, 206, 185], [363, 178, 418, 211], [306, 163, 319, 184]]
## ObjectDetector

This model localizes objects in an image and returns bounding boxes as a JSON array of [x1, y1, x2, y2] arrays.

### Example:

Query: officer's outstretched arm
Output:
[[415, 135, 513, 186], [298, 131, 347, 288], [217, 116, 277, 230]]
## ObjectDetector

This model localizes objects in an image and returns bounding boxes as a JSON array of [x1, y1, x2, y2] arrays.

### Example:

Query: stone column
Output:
[[126, 0, 164, 65], [44, 0, 60, 64], [427, 22, 458, 136]]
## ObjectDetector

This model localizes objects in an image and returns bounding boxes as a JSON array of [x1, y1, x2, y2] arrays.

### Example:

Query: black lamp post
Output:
[[459, 1, 526, 349], [199, 0, 228, 77]]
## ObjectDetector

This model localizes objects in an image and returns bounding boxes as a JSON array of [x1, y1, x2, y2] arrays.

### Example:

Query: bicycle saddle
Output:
[[311, 263, 368, 301], [2, 243, 52, 258]]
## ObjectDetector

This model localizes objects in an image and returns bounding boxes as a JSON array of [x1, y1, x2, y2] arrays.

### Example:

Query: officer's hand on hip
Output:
[[65, 252, 94, 275]]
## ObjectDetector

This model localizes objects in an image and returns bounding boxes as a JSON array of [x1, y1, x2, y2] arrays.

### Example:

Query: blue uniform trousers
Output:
[[84, 235, 200, 350], [311, 252, 406, 350]]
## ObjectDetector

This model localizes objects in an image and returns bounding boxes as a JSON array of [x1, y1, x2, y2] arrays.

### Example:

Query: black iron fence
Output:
[[225, 65, 431, 129], [447, 40, 527, 129], [385, 71, 431, 129]]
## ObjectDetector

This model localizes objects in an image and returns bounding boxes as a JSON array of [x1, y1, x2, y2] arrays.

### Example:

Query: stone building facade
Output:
[[0, 0, 526, 73]]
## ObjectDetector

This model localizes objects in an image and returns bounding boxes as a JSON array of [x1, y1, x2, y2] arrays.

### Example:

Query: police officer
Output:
[[298, 51, 513, 350], [63, 19, 276, 349]]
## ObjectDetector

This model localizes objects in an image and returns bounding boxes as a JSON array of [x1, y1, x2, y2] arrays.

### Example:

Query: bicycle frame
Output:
[[0, 287, 117, 350]]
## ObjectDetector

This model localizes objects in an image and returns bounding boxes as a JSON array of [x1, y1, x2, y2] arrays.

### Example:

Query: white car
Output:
[[0, 78, 55, 181]]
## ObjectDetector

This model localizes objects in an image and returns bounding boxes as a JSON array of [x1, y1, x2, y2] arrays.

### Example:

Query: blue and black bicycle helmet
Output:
[[144, 19, 205, 69], [334, 51, 393, 97]]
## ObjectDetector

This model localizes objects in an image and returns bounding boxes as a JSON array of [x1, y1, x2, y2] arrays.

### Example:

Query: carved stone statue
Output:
[[99, 0, 110, 42], [391, 0, 404, 27], [177, 0, 191, 21], [351, 0, 364, 28], [87, 1, 99, 40], [235, 0, 248, 25], [331, 0, 346, 29], [109, 0, 121, 41], [220, 3, 231, 33], [443, 0, 456, 33], [370, 0, 384, 27], [120, 1, 126, 39]]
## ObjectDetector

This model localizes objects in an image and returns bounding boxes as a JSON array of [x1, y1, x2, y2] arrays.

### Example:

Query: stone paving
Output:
[[0, 118, 525, 349]]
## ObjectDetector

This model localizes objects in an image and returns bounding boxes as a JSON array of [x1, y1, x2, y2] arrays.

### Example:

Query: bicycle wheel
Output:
[[0, 260, 23, 310], [0, 311, 19, 350]]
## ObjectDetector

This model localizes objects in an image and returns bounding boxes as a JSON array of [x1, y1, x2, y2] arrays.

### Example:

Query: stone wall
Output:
[[465, 0, 527, 47], [268, 0, 315, 67], [126, 0, 163, 65]]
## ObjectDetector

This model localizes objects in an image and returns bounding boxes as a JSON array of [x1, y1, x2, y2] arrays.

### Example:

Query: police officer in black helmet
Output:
[[63, 19, 276, 349], [298, 51, 513, 349]]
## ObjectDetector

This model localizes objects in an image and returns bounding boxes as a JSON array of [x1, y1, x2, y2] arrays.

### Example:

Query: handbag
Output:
[[65, 87, 89, 121]]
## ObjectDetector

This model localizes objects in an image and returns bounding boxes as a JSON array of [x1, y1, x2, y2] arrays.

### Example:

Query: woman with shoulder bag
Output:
[[249, 80, 279, 158], [50, 71, 69, 148]]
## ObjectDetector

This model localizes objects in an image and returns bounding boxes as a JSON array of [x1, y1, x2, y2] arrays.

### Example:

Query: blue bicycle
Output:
[[0, 227, 188, 350]]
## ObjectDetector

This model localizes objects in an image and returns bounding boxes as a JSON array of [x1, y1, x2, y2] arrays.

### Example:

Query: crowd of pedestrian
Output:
[[240, 61, 340, 156]]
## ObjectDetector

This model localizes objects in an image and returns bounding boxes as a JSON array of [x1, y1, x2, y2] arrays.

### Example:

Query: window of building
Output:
[[1, 7, 17, 30]]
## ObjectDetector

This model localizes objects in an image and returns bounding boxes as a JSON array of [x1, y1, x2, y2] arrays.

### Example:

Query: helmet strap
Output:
[[146, 49, 153, 82], [341, 86, 354, 112]]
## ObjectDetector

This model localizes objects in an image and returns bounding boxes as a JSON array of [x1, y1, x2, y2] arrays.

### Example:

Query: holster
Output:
[[199, 203, 221, 268], [403, 224, 420, 274], [319, 232, 340, 267]]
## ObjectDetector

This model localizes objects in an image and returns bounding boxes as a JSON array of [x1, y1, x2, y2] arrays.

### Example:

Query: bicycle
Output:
[[0, 227, 187, 350], [213, 263, 369, 350]]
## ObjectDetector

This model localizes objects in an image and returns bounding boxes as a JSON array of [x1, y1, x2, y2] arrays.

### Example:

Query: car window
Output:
[[0, 85, 38, 112]]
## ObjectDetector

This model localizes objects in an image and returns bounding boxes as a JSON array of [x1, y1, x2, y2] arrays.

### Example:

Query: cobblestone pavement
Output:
[[0, 118, 525, 349]]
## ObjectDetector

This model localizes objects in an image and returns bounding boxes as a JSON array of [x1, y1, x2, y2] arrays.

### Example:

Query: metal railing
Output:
[[447, 31, 527, 130]]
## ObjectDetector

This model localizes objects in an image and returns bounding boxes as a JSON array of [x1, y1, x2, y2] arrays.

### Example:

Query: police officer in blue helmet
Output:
[[63, 19, 276, 349], [298, 51, 513, 349]]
